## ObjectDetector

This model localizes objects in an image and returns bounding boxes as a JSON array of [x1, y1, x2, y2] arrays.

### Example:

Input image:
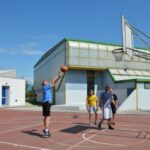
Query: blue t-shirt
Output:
[[43, 84, 52, 103], [100, 92, 112, 108]]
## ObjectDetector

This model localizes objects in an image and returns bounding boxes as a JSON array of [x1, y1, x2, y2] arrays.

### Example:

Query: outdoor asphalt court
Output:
[[0, 108, 150, 150]]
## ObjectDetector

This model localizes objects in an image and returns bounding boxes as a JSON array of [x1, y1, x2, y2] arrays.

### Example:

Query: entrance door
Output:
[[2, 86, 9, 105], [87, 71, 95, 94]]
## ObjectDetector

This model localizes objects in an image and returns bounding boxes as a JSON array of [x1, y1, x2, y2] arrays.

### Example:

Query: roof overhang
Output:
[[109, 69, 150, 83]]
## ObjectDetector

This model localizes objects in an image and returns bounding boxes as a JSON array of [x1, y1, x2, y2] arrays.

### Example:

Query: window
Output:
[[144, 83, 150, 89]]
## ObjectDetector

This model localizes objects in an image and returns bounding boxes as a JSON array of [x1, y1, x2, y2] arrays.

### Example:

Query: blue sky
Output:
[[0, 0, 149, 84]]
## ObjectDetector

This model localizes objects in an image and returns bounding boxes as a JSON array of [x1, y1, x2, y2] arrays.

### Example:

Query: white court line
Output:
[[0, 120, 75, 135], [0, 117, 43, 124], [82, 130, 123, 147], [0, 125, 73, 150], [116, 127, 139, 131], [0, 120, 41, 125], [117, 123, 150, 128], [0, 141, 50, 150], [0, 120, 74, 135], [0, 123, 42, 134], [66, 130, 105, 150], [119, 115, 150, 118]]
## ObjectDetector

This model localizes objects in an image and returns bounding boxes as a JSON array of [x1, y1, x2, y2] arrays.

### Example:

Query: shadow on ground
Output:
[[61, 125, 96, 134], [22, 130, 43, 138]]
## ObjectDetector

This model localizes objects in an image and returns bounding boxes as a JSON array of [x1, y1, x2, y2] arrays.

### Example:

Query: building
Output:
[[34, 38, 150, 111], [0, 69, 26, 107]]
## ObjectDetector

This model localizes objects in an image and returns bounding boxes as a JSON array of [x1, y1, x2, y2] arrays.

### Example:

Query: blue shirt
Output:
[[100, 92, 112, 108], [43, 84, 52, 103]]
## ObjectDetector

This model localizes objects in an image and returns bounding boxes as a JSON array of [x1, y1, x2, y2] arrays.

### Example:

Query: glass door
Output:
[[87, 71, 95, 93], [2, 86, 9, 105]]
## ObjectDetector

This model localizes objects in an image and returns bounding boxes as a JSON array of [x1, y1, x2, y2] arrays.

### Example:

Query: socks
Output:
[[45, 128, 49, 132]]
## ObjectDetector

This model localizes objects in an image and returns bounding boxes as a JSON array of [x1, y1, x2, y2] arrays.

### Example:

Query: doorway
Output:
[[2, 86, 9, 105], [87, 71, 95, 94]]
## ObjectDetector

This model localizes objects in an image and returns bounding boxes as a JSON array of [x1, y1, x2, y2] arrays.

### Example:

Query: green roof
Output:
[[34, 38, 150, 68], [65, 38, 150, 51], [64, 38, 122, 47]]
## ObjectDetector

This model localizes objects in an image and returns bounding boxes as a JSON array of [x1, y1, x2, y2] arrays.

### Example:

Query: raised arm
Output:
[[50, 72, 63, 87]]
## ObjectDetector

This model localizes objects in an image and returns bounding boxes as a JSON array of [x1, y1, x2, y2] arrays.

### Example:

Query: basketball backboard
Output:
[[113, 15, 150, 61], [122, 15, 134, 58]]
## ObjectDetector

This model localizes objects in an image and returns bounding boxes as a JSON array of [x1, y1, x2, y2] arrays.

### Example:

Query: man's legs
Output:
[[98, 118, 103, 129], [88, 107, 92, 125], [44, 117, 46, 127], [112, 113, 115, 125], [108, 119, 114, 130], [42, 103, 51, 137], [93, 106, 98, 125], [98, 107, 104, 129], [108, 119, 111, 126], [112, 106, 116, 125], [44, 116, 50, 129], [89, 114, 92, 125], [94, 113, 98, 124], [98, 108, 114, 130]]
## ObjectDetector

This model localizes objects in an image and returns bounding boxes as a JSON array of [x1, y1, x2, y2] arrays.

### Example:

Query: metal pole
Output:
[[53, 87, 56, 105]]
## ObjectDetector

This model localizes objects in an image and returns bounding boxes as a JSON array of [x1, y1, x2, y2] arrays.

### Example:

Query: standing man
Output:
[[110, 88, 118, 125], [86, 89, 99, 126], [98, 86, 116, 130], [42, 71, 62, 137]]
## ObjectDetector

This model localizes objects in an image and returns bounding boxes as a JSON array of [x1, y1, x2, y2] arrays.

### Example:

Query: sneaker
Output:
[[43, 129, 51, 137], [108, 125, 114, 130], [97, 123, 102, 130]]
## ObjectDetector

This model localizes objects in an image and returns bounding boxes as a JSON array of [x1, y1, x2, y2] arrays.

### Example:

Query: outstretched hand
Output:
[[50, 71, 62, 87]]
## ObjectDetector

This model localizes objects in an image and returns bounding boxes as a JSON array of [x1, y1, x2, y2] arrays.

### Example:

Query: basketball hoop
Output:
[[112, 48, 124, 61]]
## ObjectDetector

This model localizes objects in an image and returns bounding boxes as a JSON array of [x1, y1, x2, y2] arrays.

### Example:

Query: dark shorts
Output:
[[112, 106, 117, 114], [42, 102, 52, 117]]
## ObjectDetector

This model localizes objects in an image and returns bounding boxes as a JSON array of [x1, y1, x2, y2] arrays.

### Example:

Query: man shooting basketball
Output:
[[41, 65, 68, 137], [42, 72, 62, 137]]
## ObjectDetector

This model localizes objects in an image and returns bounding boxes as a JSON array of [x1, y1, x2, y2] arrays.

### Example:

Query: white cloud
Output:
[[0, 42, 44, 56], [0, 34, 61, 56], [22, 49, 43, 55]]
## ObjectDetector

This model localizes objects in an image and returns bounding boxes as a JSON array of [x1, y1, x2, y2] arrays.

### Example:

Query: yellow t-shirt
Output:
[[86, 95, 98, 107]]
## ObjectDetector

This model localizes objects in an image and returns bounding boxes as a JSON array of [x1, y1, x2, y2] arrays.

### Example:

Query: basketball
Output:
[[60, 65, 68, 72]]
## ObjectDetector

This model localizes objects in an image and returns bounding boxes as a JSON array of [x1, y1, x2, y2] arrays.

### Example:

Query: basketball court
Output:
[[0, 14, 150, 150], [0, 108, 150, 150]]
